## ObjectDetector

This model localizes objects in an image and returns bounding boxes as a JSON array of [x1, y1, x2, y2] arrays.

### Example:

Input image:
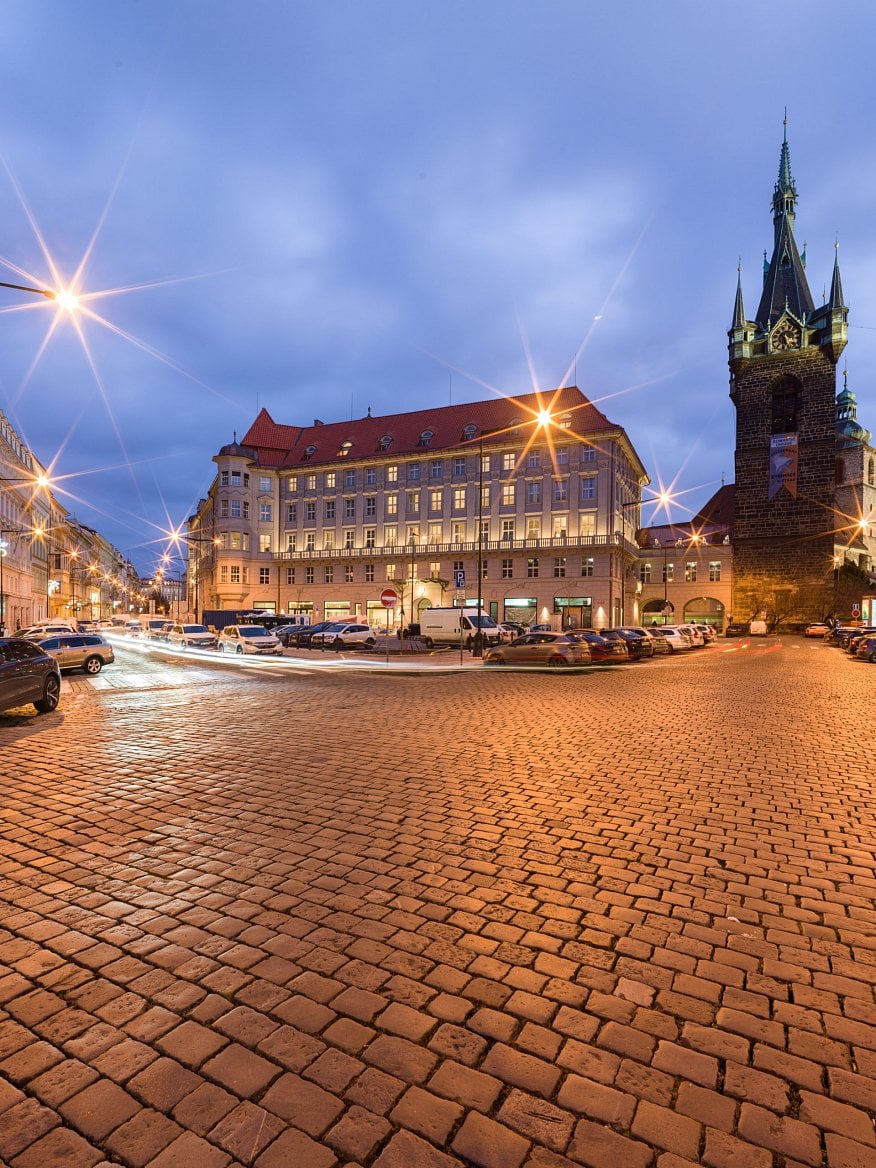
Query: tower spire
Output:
[[755, 117, 814, 326], [828, 240, 845, 309], [732, 259, 745, 328]]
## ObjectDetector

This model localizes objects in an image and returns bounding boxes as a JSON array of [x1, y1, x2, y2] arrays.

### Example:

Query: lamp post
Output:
[[474, 433, 486, 656], [619, 499, 641, 627], [0, 279, 54, 298]]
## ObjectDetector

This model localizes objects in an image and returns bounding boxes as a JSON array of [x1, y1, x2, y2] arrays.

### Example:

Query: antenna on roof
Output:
[[351, 392, 354, 421], [449, 373, 452, 406]]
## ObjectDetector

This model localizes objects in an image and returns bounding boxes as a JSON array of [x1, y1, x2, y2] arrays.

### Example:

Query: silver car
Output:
[[218, 625, 283, 655], [34, 633, 115, 675], [167, 623, 218, 650]]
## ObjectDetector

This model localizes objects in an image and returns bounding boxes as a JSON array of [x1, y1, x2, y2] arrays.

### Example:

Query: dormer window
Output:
[[304, 444, 317, 461], [338, 441, 353, 458], [462, 424, 478, 442], [418, 429, 434, 447], [379, 435, 393, 451]]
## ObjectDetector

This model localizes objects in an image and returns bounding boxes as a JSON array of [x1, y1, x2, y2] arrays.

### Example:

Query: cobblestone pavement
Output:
[[0, 638, 874, 1167]]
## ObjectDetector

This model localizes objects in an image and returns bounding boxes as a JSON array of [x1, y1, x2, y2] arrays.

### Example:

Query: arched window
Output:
[[770, 375, 801, 434], [418, 429, 434, 447], [303, 444, 317, 460], [379, 435, 393, 451], [869, 457, 875, 486], [337, 441, 353, 457], [462, 424, 478, 442]]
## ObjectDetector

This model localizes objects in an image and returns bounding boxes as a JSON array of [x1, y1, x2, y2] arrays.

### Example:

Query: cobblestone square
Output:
[[0, 639, 873, 1166]]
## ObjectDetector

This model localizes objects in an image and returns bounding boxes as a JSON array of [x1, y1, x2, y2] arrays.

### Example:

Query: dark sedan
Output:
[[0, 637, 61, 715], [603, 628, 654, 660], [854, 635, 876, 663], [288, 621, 335, 648], [575, 630, 629, 663]]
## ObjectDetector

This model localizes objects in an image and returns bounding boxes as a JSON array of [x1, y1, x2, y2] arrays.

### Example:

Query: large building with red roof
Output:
[[186, 386, 652, 631]]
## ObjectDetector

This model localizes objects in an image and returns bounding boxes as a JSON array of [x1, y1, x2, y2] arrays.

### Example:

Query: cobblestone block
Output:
[[452, 1109, 530, 1168]]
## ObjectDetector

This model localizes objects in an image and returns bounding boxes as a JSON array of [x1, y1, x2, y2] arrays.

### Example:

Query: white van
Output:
[[749, 619, 768, 636], [419, 607, 503, 650]]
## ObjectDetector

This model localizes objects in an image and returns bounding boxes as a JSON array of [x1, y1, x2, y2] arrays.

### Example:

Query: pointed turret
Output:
[[828, 243, 845, 309], [732, 265, 745, 329], [755, 123, 815, 326]]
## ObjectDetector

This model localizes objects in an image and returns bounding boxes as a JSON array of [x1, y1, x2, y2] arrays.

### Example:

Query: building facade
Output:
[[189, 387, 650, 631]]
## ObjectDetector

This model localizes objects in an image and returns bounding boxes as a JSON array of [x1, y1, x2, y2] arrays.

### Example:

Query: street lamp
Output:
[[0, 279, 54, 298]]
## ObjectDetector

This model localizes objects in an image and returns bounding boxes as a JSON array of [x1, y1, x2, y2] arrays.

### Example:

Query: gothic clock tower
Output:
[[728, 124, 847, 623]]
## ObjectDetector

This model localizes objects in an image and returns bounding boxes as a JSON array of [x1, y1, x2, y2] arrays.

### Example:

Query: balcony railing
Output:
[[272, 533, 614, 562]]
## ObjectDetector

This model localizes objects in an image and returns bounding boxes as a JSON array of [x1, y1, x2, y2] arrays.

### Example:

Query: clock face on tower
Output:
[[772, 321, 800, 350]]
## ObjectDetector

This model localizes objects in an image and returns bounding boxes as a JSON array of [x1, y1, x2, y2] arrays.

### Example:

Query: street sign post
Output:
[[380, 588, 399, 609], [453, 568, 466, 589]]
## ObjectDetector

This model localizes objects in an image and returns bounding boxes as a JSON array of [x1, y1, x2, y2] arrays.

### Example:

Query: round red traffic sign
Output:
[[380, 588, 399, 609]]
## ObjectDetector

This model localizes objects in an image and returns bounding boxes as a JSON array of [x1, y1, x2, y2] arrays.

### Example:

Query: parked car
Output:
[[123, 619, 143, 636], [803, 622, 831, 638], [272, 624, 301, 646], [166, 623, 218, 650], [678, 624, 705, 647], [144, 619, 173, 641], [14, 620, 79, 640], [844, 627, 876, 653], [574, 630, 629, 663], [602, 628, 654, 660], [289, 622, 335, 648], [218, 625, 283, 655], [496, 622, 524, 643], [660, 626, 695, 652], [724, 622, 748, 637], [311, 622, 378, 650], [34, 632, 115, 675], [630, 626, 671, 654], [484, 631, 592, 667], [825, 626, 861, 648], [854, 635, 876, 663], [691, 623, 718, 643], [748, 619, 768, 636], [0, 637, 61, 714]]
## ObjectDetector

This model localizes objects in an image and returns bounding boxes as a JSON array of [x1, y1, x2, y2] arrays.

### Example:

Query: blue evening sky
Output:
[[0, 1, 873, 571]]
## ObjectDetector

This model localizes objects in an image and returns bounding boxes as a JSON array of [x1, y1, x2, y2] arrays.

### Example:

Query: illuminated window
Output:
[[640, 562, 652, 583], [386, 563, 396, 581], [452, 488, 466, 511], [386, 493, 398, 516], [230, 565, 240, 583], [428, 523, 442, 544], [685, 561, 697, 583], [386, 464, 398, 483], [325, 472, 336, 489], [385, 525, 397, 546], [288, 475, 298, 492], [526, 517, 541, 539], [259, 535, 271, 552], [502, 483, 515, 506], [709, 561, 721, 582], [430, 489, 443, 512], [286, 534, 296, 551], [502, 453, 515, 473], [306, 474, 317, 490], [338, 441, 353, 458]]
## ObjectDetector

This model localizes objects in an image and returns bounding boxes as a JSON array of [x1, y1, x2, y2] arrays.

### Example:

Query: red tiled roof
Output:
[[693, 483, 735, 527], [239, 387, 616, 469]]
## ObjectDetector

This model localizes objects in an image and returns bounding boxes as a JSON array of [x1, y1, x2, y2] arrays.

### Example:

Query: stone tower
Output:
[[728, 124, 848, 624]]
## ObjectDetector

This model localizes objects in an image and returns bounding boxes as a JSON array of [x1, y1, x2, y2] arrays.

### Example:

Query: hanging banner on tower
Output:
[[768, 432, 798, 499]]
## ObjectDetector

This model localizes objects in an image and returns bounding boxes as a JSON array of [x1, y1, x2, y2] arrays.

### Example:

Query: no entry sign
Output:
[[380, 588, 399, 609]]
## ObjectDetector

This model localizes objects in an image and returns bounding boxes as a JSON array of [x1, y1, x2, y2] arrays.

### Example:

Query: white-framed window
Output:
[[709, 561, 721, 582], [325, 500, 335, 520], [664, 562, 674, 583], [230, 565, 240, 583], [324, 565, 333, 584], [527, 449, 541, 469], [220, 565, 228, 583], [345, 565, 354, 583], [287, 533, 296, 551], [408, 463, 421, 481], [243, 501, 250, 520], [502, 519, 514, 541], [581, 446, 596, 463], [286, 567, 295, 584], [231, 471, 241, 486], [430, 489, 443, 512], [407, 491, 420, 515], [306, 473, 317, 490], [502, 452, 515, 473], [502, 483, 515, 506], [385, 525, 397, 546], [581, 478, 596, 500], [287, 475, 298, 493], [230, 531, 242, 550], [364, 528, 376, 548], [365, 496, 376, 517], [305, 567, 314, 584], [365, 564, 375, 582], [481, 484, 490, 509], [365, 467, 377, 485], [527, 558, 539, 578], [526, 517, 541, 539], [452, 487, 466, 511], [685, 561, 697, 583], [386, 563, 396, 581], [220, 499, 229, 518], [428, 522, 442, 544], [305, 533, 315, 551], [231, 500, 241, 518], [220, 471, 229, 486], [501, 559, 513, 579], [259, 534, 271, 552], [453, 457, 466, 476], [305, 502, 316, 522], [553, 516, 568, 538], [324, 530, 334, 549], [481, 560, 488, 580], [386, 493, 398, 516], [556, 448, 569, 466], [554, 557, 566, 577], [342, 529, 352, 549], [343, 469, 355, 488], [286, 504, 296, 523], [430, 460, 442, 479], [325, 471, 336, 489], [452, 522, 464, 542], [526, 481, 541, 505], [582, 556, 594, 577], [579, 513, 596, 538], [553, 479, 568, 502], [386, 464, 398, 483], [344, 498, 355, 519], [259, 476, 271, 491], [641, 562, 652, 583], [259, 567, 270, 584], [260, 503, 272, 522]]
